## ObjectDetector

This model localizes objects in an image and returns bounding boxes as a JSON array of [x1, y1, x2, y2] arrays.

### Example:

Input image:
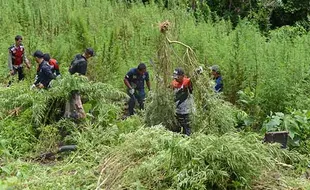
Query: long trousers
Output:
[[176, 113, 191, 136], [128, 89, 145, 116]]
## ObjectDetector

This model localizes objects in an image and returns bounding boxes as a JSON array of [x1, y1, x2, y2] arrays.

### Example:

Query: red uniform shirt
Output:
[[9, 45, 25, 66]]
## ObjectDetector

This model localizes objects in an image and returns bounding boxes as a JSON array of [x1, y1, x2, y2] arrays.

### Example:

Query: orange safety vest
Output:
[[172, 77, 191, 89]]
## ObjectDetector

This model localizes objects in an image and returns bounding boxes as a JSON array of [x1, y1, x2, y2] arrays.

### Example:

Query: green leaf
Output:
[[288, 130, 295, 139], [83, 103, 92, 114], [265, 117, 282, 131], [244, 118, 254, 127]]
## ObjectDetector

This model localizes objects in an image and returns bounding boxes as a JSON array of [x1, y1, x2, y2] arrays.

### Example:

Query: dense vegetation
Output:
[[0, 0, 310, 189]]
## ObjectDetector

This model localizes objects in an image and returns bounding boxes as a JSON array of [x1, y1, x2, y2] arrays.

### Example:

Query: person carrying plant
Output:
[[65, 48, 95, 119], [31, 50, 56, 89], [124, 63, 151, 116], [7, 35, 31, 83], [43, 53, 61, 77], [171, 68, 193, 136], [210, 65, 223, 92], [69, 48, 95, 75]]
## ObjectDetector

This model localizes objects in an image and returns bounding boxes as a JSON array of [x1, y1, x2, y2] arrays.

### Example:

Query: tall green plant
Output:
[[145, 22, 176, 129]]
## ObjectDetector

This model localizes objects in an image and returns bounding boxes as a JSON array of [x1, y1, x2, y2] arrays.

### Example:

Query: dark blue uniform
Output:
[[215, 76, 223, 92], [125, 68, 149, 115], [69, 54, 88, 75], [34, 60, 56, 88]]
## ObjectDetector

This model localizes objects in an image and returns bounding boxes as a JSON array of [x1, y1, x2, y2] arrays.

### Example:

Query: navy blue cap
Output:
[[85, 48, 95, 57], [33, 50, 44, 58]]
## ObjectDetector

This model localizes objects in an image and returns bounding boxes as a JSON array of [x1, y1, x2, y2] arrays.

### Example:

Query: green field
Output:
[[1, 0, 310, 189]]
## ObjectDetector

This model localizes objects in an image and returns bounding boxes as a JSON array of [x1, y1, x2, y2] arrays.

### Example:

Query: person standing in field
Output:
[[69, 48, 95, 75], [210, 65, 223, 92], [65, 48, 95, 119], [171, 68, 193, 136], [31, 50, 56, 89], [43, 53, 61, 77], [124, 63, 151, 116], [8, 35, 31, 82]]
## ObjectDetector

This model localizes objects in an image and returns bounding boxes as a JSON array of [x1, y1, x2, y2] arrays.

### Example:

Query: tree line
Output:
[[135, 0, 310, 32]]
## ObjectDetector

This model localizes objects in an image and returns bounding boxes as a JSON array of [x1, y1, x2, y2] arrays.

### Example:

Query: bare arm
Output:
[[145, 72, 151, 91], [23, 51, 30, 68], [124, 78, 132, 89], [146, 80, 151, 91]]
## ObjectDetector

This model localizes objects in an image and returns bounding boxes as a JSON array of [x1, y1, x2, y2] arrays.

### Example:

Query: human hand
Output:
[[129, 88, 135, 95], [38, 83, 44, 89], [9, 70, 14, 75], [195, 66, 203, 74]]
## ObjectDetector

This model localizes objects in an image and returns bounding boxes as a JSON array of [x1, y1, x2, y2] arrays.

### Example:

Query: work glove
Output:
[[30, 84, 36, 90], [129, 88, 135, 95], [195, 66, 203, 74]]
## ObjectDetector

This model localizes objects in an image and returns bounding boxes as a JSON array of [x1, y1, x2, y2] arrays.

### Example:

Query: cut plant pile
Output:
[[0, 0, 310, 189]]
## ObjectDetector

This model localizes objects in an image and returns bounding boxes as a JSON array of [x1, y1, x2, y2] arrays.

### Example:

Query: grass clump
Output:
[[95, 127, 306, 190]]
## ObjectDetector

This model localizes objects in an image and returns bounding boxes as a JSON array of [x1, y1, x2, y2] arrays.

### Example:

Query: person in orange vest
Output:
[[8, 35, 31, 81], [43, 53, 60, 77], [171, 68, 193, 136]]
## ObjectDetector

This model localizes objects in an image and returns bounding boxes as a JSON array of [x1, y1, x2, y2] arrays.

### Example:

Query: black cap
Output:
[[137, 63, 146, 70], [85, 48, 95, 57], [33, 50, 44, 58], [43, 53, 51, 61], [15, 35, 22, 41], [173, 68, 184, 75], [173, 68, 184, 79]]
